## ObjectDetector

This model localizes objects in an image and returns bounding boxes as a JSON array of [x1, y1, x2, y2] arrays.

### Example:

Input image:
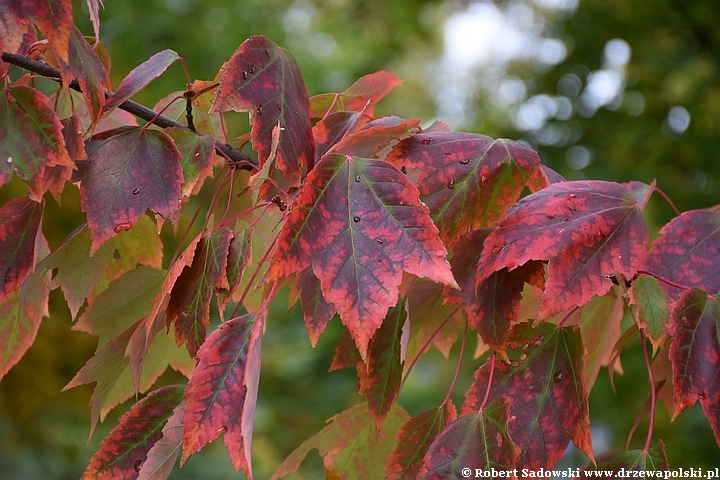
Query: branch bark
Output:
[[1, 51, 257, 169]]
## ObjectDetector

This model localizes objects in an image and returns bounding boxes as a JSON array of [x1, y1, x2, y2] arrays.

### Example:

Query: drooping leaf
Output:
[[0, 255, 50, 381], [76, 126, 183, 254], [56, 25, 110, 127], [267, 153, 457, 357], [578, 441, 669, 478], [629, 276, 671, 354], [106, 50, 179, 111], [82, 385, 185, 480], [64, 324, 194, 437], [477, 180, 649, 319], [74, 267, 166, 346], [211, 35, 315, 184], [181, 312, 264, 477], [0, 85, 74, 200], [669, 289, 720, 444], [405, 280, 463, 361], [386, 402, 457, 480], [329, 326, 362, 372], [217, 229, 252, 317], [559, 288, 624, 390], [462, 323, 593, 470], [309, 71, 404, 119], [272, 402, 410, 480], [297, 266, 337, 346], [167, 227, 233, 357], [164, 127, 215, 196], [386, 132, 546, 247], [418, 399, 519, 479], [102, 214, 164, 283], [0, 197, 43, 302], [25, 0, 73, 64], [0, 3, 38, 55], [358, 298, 407, 431], [329, 116, 421, 159], [643, 209, 720, 301], [86, 0, 102, 41], [137, 399, 186, 480]]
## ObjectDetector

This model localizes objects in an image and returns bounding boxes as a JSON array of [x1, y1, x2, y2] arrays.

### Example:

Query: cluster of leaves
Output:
[[1, 1, 719, 478]]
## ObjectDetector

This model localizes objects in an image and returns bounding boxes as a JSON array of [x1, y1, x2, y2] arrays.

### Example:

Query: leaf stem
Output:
[[636, 269, 691, 292], [441, 319, 468, 407], [639, 329, 656, 452], [478, 353, 496, 413], [231, 232, 279, 318], [653, 187, 681, 216]]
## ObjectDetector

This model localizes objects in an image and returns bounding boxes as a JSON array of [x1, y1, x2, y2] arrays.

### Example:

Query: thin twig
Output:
[[1, 51, 257, 169]]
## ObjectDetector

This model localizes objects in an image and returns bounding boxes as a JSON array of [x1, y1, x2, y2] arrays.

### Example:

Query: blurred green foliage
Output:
[[1, 0, 719, 478]]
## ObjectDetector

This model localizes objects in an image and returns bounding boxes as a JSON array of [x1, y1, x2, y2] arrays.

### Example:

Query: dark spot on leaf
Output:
[[421, 136, 433, 145], [132, 187, 139, 195], [255, 105, 263, 115], [249, 64, 256, 74], [265, 49, 270, 57], [447, 179, 455, 189], [376, 239, 383, 244], [242, 70, 248, 80], [355, 175, 361, 183], [353, 216, 360, 223], [546, 214, 555, 219], [460, 158, 470, 164], [277, 103, 282, 112], [113, 222, 133, 233], [134, 459, 144, 472], [553, 370, 563, 383], [400, 166, 407, 174]]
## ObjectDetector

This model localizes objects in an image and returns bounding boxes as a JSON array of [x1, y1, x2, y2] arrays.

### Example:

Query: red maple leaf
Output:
[[386, 132, 546, 247], [309, 71, 404, 119], [267, 153, 457, 357], [477, 180, 648, 319], [182, 312, 264, 477], [0, 197, 43, 302]]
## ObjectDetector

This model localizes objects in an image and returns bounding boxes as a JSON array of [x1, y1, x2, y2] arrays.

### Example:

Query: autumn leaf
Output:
[[267, 153, 457, 357], [272, 402, 410, 480], [0, 2, 38, 55], [297, 266, 337, 346], [164, 127, 216, 196], [629, 276, 671, 354], [0, 251, 50, 382], [358, 298, 407, 431], [106, 50, 180, 111], [167, 227, 233, 357], [23, 0, 73, 65], [462, 323, 593, 470], [669, 289, 720, 445], [386, 132, 546, 247], [211, 35, 315, 183], [82, 385, 185, 480], [477, 180, 648, 319], [181, 312, 264, 477], [137, 400, 186, 480], [329, 116, 421, 159], [310, 71, 404, 119], [217, 229, 252, 317], [0, 197, 43, 302], [56, 25, 110, 127], [0, 85, 74, 201], [76, 126, 183, 254], [386, 401, 457, 479], [86, 0, 102, 41], [643, 209, 720, 301], [418, 399, 519, 480], [154, 79, 224, 138], [313, 111, 361, 160], [578, 441, 669, 478]]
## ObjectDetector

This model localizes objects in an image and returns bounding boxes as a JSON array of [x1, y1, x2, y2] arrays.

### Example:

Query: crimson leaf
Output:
[[0, 197, 43, 302], [82, 385, 184, 480], [106, 50, 180, 111], [418, 399, 519, 479], [267, 153, 457, 357], [462, 323, 593, 470], [669, 289, 720, 445], [181, 312, 264, 477], [477, 180, 648, 319], [386, 132, 546, 247], [309, 71, 404, 119], [77, 126, 183, 254], [211, 35, 315, 183]]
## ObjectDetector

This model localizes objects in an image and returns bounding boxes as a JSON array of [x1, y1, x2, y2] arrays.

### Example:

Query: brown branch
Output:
[[1, 51, 257, 169]]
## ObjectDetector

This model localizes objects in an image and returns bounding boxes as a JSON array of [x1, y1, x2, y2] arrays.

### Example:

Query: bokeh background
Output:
[[1, 0, 719, 478]]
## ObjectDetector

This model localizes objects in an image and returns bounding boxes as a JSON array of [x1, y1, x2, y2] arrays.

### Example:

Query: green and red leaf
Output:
[[0, 197, 43, 302], [297, 266, 337, 346], [167, 227, 233, 357], [462, 323, 593, 470], [0, 2, 38, 55], [211, 35, 315, 184], [477, 180, 648, 319], [418, 399, 519, 479], [329, 116, 421, 159], [643, 209, 720, 300], [0, 85, 74, 200], [310, 71, 404, 119], [106, 50, 180, 111], [386, 132, 546, 247], [578, 441, 669, 478], [82, 385, 185, 480], [358, 298, 407, 431], [267, 153, 457, 357], [629, 276, 671, 354], [669, 289, 720, 444], [137, 400, 186, 480], [272, 402, 410, 480], [181, 312, 264, 477], [386, 402, 457, 479], [164, 127, 216, 196], [76, 127, 183, 254], [25, 0, 73, 64]]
